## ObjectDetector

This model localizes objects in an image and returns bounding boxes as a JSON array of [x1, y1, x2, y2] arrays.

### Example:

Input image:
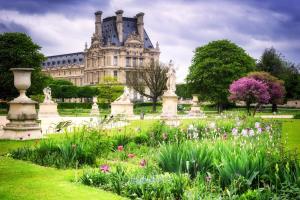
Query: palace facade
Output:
[[42, 10, 160, 90]]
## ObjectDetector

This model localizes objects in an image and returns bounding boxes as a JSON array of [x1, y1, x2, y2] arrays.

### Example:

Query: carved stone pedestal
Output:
[[188, 94, 204, 117], [39, 103, 59, 117], [111, 102, 133, 116], [161, 91, 178, 118]]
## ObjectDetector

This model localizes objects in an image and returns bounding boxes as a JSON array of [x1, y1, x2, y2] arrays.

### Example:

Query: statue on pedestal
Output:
[[43, 87, 54, 103], [115, 86, 131, 102], [111, 86, 133, 116], [39, 86, 59, 118]]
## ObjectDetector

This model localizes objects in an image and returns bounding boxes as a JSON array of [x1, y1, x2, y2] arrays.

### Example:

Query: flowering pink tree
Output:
[[229, 77, 270, 115], [247, 72, 285, 112]]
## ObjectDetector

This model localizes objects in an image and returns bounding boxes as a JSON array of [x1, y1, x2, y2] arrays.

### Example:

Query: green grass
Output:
[[282, 119, 300, 156], [0, 157, 124, 200], [0, 140, 36, 156]]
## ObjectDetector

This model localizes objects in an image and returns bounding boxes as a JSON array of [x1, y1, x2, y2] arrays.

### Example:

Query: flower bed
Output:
[[10, 116, 300, 199]]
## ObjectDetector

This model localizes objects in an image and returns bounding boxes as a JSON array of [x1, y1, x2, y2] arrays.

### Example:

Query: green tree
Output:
[[256, 48, 300, 99], [0, 32, 46, 100], [186, 40, 255, 112], [97, 77, 124, 104], [77, 86, 99, 99], [176, 83, 192, 99]]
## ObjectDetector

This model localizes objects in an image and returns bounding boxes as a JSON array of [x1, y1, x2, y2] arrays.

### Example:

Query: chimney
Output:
[[136, 12, 144, 43], [115, 10, 124, 43], [94, 11, 102, 39]]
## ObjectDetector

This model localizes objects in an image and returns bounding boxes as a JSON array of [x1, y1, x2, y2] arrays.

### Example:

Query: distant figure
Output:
[[43, 87, 54, 103]]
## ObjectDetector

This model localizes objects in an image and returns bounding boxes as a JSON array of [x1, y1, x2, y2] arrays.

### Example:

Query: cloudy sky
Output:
[[0, 0, 299, 82]]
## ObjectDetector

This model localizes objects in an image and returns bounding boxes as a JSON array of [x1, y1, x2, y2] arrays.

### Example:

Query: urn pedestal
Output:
[[1, 68, 42, 140], [161, 91, 180, 126], [39, 103, 59, 117], [188, 94, 204, 117], [111, 102, 133, 116]]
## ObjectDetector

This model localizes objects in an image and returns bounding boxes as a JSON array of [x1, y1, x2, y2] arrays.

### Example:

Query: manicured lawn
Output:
[[0, 157, 124, 200], [0, 140, 36, 156], [282, 119, 300, 156]]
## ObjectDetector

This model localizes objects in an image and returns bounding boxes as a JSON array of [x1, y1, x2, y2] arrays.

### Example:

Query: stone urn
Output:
[[1, 68, 42, 140]]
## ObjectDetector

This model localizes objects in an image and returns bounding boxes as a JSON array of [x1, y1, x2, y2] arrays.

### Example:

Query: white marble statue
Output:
[[115, 86, 131, 102], [166, 60, 176, 92], [43, 87, 54, 103]]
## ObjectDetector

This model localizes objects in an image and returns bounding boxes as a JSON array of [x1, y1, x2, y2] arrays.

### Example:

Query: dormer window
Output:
[[62, 60, 66, 64], [68, 60, 71, 64], [52, 61, 55, 65], [73, 59, 77, 63]]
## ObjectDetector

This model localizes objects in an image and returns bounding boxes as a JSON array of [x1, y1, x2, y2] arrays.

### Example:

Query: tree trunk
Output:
[[152, 98, 157, 112], [272, 103, 278, 113], [246, 102, 251, 115], [217, 103, 223, 113], [253, 103, 260, 116]]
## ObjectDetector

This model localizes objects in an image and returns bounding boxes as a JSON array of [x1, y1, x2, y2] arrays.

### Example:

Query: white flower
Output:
[[266, 126, 271, 132], [257, 128, 262, 134], [241, 129, 248, 136], [193, 131, 199, 139], [236, 121, 242, 127], [249, 129, 255, 136], [209, 122, 216, 129], [255, 122, 260, 129], [188, 124, 194, 130], [232, 128, 238, 136]]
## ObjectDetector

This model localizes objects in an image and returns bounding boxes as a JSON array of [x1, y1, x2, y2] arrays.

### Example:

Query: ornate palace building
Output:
[[42, 10, 160, 89]]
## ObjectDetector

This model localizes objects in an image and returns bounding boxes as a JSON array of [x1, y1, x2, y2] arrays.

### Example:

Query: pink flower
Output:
[[117, 145, 124, 151], [128, 153, 135, 158], [140, 159, 147, 167], [100, 165, 110, 173]]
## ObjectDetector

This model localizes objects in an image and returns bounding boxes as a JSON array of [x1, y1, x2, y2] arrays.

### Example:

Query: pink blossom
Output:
[[128, 153, 135, 158], [117, 145, 124, 151], [100, 165, 110, 173], [229, 77, 270, 104], [140, 159, 147, 167]]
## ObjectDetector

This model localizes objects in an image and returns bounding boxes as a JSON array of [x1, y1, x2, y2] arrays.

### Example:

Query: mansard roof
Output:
[[42, 52, 84, 68], [102, 16, 154, 48]]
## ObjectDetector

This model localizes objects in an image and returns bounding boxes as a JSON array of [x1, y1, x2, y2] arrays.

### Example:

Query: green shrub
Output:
[[11, 128, 112, 168], [0, 102, 8, 109], [57, 102, 109, 109], [158, 142, 213, 178], [294, 114, 300, 119]]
